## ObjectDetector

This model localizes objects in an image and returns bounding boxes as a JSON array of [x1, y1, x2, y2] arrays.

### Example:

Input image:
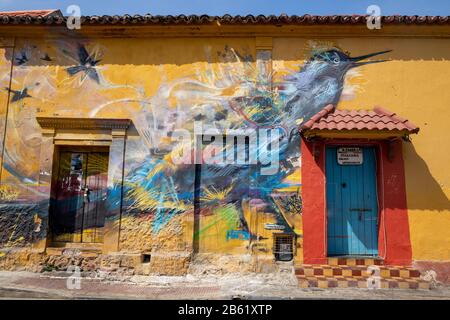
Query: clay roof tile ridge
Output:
[[300, 104, 335, 129], [301, 105, 420, 134], [373, 106, 395, 117]]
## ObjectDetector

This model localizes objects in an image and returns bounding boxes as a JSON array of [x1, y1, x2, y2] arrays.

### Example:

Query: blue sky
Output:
[[0, 0, 449, 16]]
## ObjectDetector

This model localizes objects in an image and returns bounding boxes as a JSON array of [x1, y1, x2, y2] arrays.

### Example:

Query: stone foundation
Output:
[[0, 247, 193, 277], [0, 248, 44, 272], [0, 246, 287, 278], [135, 251, 191, 276], [4, 246, 447, 287]]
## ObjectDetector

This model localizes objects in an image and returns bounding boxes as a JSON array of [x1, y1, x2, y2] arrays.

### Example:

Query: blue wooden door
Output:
[[326, 146, 379, 256]]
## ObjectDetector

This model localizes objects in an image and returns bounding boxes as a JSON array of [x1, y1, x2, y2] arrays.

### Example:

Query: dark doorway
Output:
[[50, 147, 109, 244]]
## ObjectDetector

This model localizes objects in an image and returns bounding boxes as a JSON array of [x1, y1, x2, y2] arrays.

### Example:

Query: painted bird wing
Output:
[[3, 87, 19, 102], [4, 87, 18, 94], [77, 45, 91, 65], [66, 65, 84, 76], [86, 68, 100, 84], [229, 95, 278, 127], [15, 52, 28, 65], [10, 93, 21, 103]]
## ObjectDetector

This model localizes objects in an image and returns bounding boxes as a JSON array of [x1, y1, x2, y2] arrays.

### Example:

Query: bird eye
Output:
[[333, 57, 340, 64]]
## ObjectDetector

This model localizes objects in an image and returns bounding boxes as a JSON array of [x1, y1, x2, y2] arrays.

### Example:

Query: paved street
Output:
[[0, 271, 449, 300]]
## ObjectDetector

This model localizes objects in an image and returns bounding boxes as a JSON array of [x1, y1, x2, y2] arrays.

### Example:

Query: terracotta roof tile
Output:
[[0, 13, 448, 26], [0, 9, 61, 18], [301, 105, 419, 134]]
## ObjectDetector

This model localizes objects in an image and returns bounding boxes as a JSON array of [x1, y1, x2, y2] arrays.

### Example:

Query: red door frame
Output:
[[301, 136, 412, 266]]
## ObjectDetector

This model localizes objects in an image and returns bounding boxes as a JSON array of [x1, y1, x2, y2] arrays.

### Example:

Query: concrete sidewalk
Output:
[[0, 271, 449, 300]]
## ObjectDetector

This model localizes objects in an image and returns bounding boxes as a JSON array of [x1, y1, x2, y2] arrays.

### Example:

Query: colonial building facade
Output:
[[0, 11, 449, 288]]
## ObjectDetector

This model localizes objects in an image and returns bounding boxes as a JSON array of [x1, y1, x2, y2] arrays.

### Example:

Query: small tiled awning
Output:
[[300, 104, 419, 139]]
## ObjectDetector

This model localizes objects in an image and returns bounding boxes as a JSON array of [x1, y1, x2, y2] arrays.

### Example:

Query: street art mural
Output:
[[0, 38, 390, 255]]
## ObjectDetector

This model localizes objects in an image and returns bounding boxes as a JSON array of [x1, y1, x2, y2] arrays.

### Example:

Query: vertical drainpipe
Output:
[[254, 37, 273, 264], [0, 37, 16, 185]]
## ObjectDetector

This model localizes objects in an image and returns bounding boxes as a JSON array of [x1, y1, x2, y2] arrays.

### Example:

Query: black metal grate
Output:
[[273, 233, 294, 261]]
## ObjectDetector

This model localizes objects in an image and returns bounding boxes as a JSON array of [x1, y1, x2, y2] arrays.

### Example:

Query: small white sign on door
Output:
[[337, 147, 363, 165]]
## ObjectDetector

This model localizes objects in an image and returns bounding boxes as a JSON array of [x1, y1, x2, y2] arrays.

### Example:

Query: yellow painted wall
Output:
[[0, 29, 448, 262], [274, 37, 450, 261]]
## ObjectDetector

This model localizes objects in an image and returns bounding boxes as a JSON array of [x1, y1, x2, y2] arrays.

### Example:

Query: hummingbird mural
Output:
[[116, 46, 392, 237], [0, 42, 392, 243], [232, 49, 391, 134], [278, 49, 391, 129]]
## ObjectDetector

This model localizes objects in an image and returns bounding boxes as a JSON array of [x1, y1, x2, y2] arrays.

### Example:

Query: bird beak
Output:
[[350, 50, 392, 67]]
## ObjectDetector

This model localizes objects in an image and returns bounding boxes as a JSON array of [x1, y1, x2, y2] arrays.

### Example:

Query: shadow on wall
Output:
[[4, 36, 450, 68], [403, 142, 450, 211], [1, 38, 256, 67]]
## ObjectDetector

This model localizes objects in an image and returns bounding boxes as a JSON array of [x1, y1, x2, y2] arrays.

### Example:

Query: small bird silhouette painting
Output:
[[15, 51, 29, 65], [40, 53, 52, 62], [66, 44, 101, 84], [5, 87, 32, 103]]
